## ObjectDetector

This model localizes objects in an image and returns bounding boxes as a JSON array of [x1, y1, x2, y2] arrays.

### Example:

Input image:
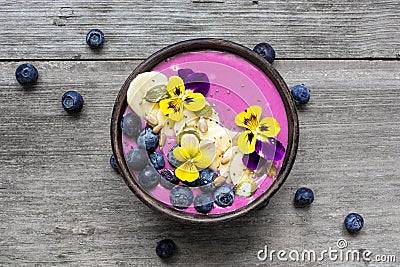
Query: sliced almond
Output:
[[159, 133, 166, 149], [152, 123, 164, 134], [212, 175, 227, 188], [268, 162, 277, 179], [218, 146, 240, 180], [146, 113, 158, 127], [221, 148, 233, 165], [197, 117, 208, 133]]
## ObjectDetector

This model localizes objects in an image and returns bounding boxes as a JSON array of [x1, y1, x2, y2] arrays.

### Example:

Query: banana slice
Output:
[[127, 72, 168, 117], [173, 109, 199, 136], [228, 149, 248, 185], [235, 178, 257, 197], [217, 146, 240, 178], [199, 124, 232, 156]]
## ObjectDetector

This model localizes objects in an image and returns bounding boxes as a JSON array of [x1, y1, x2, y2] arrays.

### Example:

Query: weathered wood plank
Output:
[[0, 0, 399, 60], [0, 60, 399, 266]]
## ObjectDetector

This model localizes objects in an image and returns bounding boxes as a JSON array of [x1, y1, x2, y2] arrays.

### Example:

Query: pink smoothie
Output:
[[122, 50, 288, 215]]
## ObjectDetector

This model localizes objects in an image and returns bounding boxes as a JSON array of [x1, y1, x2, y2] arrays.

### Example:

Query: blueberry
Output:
[[294, 187, 314, 207], [169, 186, 193, 209], [15, 63, 39, 85], [159, 169, 179, 190], [156, 239, 176, 259], [253, 42, 276, 64], [291, 84, 311, 105], [61, 91, 84, 112], [198, 168, 217, 192], [137, 128, 159, 152], [138, 165, 160, 189], [126, 148, 148, 171], [344, 213, 364, 233], [149, 151, 165, 170], [86, 29, 104, 48], [194, 194, 213, 214], [120, 112, 141, 139], [180, 179, 198, 187], [110, 154, 119, 172], [213, 184, 234, 207], [167, 145, 184, 168]]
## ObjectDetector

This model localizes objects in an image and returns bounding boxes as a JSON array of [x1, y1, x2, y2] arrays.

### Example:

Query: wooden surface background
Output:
[[0, 1, 399, 266]]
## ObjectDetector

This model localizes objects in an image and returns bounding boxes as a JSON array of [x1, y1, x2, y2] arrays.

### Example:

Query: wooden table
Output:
[[1, 1, 399, 266]]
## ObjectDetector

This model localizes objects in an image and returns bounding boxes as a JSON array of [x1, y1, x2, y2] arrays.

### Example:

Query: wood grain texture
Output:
[[0, 60, 399, 266], [0, 0, 399, 60]]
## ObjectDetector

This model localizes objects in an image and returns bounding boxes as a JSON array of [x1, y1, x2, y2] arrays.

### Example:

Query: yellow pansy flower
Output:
[[173, 134, 216, 182], [235, 105, 280, 154], [159, 76, 206, 121]]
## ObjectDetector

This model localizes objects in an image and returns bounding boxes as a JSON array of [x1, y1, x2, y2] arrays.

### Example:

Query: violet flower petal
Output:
[[255, 138, 286, 161], [185, 72, 210, 96], [178, 68, 194, 82], [242, 152, 267, 171], [270, 138, 285, 161]]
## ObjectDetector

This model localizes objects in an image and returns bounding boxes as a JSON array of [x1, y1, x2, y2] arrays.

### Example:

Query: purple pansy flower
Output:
[[242, 138, 285, 170], [178, 68, 210, 96]]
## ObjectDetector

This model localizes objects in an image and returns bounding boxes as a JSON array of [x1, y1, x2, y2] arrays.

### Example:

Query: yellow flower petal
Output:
[[175, 161, 199, 182], [159, 98, 184, 121], [167, 76, 185, 97], [180, 133, 200, 158], [183, 92, 206, 112], [173, 147, 190, 162], [234, 105, 262, 130], [238, 130, 257, 154], [258, 117, 281, 137], [194, 140, 217, 168]]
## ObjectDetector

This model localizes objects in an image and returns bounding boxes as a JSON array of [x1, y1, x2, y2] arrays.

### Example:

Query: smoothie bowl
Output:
[[111, 39, 298, 223]]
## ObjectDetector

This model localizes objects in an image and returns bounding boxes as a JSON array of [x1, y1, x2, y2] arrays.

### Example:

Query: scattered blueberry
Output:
[[61, 91, 84, 112], [137, 128, 159, 152], [197, 168, 217, 193], [156, 239, 176, 259], [159, 169, 179, 190], [110, 154, 119, 172], [253, 42, 276, 64], [15, 63, 39, 85], [169, 186, 193, 209], [344, 213, 364, 233], [120, 112, 141, 139], [149, 152, 165, 170], [138, 165, 160, 189], [167, 145, 183, 168], [86, 29, 104, 48], [194, 194, 213, 214], [126, 148, 148, 171], [291, 84, 311, 105], [213, 184, 235, 207], [294, 187, 314, 207]]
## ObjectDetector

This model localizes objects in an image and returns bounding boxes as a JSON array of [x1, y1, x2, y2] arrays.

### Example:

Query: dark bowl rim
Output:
[[111, 38, 299, 224]]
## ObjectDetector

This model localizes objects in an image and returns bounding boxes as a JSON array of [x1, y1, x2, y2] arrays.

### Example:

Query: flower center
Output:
[[243, 113, 259, 130], [167, 97, 184, 112]]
